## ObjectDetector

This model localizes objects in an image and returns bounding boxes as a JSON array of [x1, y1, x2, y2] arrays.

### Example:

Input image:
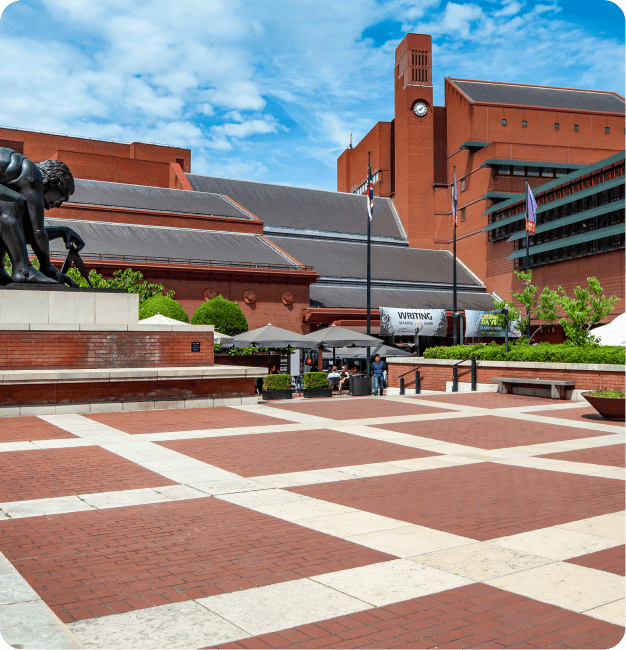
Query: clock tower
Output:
[[393, 33, 436, 248]]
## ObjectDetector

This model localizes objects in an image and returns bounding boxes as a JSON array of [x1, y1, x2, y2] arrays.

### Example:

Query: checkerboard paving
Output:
[[157, 429, 441, 477], [0, 391, 623, 649], [0, 415, 77, 443]]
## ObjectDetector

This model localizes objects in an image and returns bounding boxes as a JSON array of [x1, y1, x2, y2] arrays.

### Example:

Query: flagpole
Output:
[[366, 151, 372, 378], [452, 166, 458, 346], [525, 181, 531, 343]]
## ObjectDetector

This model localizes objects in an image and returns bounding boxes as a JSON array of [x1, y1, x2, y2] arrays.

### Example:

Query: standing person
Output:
[[372, 354, 386, 397]]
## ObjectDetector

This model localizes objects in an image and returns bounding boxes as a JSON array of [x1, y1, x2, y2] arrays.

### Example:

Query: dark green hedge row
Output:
[[423, 342, 625, 365], [303, 372, 330, 389]]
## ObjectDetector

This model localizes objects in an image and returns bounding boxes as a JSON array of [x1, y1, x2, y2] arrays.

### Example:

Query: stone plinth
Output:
[[0, 287, 138, 325]]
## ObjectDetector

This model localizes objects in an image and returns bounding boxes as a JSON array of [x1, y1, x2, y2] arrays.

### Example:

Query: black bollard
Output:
[[415, 370, 421, 394], [400, 378, 405, 395], [452, 366, 458, 392], [471, 356, 477, 391]]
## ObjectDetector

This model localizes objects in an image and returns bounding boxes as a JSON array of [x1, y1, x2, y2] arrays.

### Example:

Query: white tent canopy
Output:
[[591, 313, 626, 346], [137, 314, 234, 344]]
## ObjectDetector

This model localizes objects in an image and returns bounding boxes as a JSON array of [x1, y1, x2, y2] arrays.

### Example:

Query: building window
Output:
[[175, 157, 185, 170], [522, 121, 527, 127], [554, 123, 559, 129], [502, 119, 507, 126], [460, 178, 466, 192], [461, 208, 466, 222], [527, 167, 539, 176], [497, 165, 511, 175], [605, 126, 610, 133], [574, 125, 579, 131], [541, 168, 554, 178], [512, 165, 525, 176]]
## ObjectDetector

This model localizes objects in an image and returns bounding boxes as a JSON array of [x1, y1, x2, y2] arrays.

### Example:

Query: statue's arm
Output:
[[45, 226, 86, 252]]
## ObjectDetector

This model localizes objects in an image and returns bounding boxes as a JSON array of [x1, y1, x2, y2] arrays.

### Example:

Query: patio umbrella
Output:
[[137, 314, 234, 345], [229, 323, 311, 348], [305, 324, 385, 369], [323, 344, 411, 359]]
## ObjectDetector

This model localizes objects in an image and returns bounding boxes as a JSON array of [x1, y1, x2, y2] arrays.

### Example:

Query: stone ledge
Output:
[[0, 323, 213, 332], [0, 365, 267, 385], [390, 357, 625, 373]]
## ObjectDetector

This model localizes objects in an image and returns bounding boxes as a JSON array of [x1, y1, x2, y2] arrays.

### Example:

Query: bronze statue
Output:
[[0, 147, 87, 286]]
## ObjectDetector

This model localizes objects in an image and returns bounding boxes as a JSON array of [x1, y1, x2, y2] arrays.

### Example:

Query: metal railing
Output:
[[452, 355, 477, 392], [398, 366, 423, 395]]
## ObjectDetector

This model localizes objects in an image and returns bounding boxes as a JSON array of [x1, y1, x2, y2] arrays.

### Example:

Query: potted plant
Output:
[[303, 372, 333, 398], [582, 389, 625, 421], [262, 373, 293, 400]]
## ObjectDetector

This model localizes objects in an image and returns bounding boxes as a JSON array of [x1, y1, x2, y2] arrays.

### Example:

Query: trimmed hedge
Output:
[[263, 374, 292, 390], [191, 295, 248, 335], [303, 372, 329, 389], [423, 342, 625, 365], [138, 295, 189, 323]]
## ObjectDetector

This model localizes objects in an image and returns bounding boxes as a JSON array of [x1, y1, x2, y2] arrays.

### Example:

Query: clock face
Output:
[[413, 102, 428, 117]]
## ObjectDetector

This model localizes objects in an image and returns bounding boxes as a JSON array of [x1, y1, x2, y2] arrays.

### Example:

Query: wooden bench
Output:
[[493, 377, 575, 400]]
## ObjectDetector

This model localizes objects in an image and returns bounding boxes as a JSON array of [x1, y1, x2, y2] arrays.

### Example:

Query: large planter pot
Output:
[[302, 388, 333, 398], [582, 392, 625, 421], [262, 389, 293, 401]]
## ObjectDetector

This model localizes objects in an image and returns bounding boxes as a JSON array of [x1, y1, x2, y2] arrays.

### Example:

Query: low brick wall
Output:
[[0, 329, 214, 370], [388, 358, 624, 392]]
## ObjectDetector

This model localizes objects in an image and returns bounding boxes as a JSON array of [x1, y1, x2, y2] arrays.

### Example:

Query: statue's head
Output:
[[37, 160, 75, 209]]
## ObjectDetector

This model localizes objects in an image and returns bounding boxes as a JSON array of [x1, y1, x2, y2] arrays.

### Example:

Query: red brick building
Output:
[[337, 33, 625, 319]]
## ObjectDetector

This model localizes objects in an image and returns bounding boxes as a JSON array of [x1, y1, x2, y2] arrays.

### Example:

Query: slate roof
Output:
[[266, 235, 482, 287], [450, 79, 625, 113], [186, 175, 405, 240], [46, 218, 299, 268], [310, 285, 496, 311], [69, 180, 252, 219]]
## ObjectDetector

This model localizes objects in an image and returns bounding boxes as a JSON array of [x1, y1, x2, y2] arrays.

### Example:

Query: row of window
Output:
[[495, 165, 576, 178], [501, 119, 611, 133], [514, 232, 625, 269], [352, 171, 380, 195]]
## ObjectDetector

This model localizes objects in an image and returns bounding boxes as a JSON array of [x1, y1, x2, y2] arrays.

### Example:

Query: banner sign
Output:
[[379, 307, 448, 337], [465, 310, 520, 338]]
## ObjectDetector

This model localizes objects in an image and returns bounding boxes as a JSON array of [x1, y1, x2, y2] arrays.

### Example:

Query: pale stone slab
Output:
[[0, 442, 38, 453], [296, 511, 408, 538], [188, 478, 272, 496], [252, 499, 357, 522], [20, 405, 57, 416], [335, 462, 411, 478], [151, 485, 209, 500], [198, 579, 368, 637], [543, 461, 622, 476], [0, 571, 40, 605], [411, 541, 555, 580], [253, 468, 353, 488], [33, 439, 95, 450], [1, 496, 93, 518], [161, 467, 238, 483], [312, 559, 473, 606], [0, 600, 84, 649], [555, 513, 626, 541], [492, 527, 623, 560], [386, 456, 465, 471], [217, 489, 310, 508], [485, 562, 625, 613], [584, 598, 626, 626], [79, 488, 171, 510], [346, 524, 474, 557], [139, 458, 211, 472], [0, 554, 15, 575], [68, 593, 244, 648], [593, 468, 626, 480]]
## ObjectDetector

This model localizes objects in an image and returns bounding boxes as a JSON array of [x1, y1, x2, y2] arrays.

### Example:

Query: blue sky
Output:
[[0, 0, 623, 190]]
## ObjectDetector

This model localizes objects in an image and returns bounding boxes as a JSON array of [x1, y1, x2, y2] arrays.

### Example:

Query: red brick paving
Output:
[[0, 447, 176, 502], [288, 464, 625, 541], [412, 394, 552, 408], [85, 406, 291, 434], [565, 544, 625, 576], [539, 444, 625, 468], [523, 405, 606, 422], [206, 583, 625, 648], [264, 399, 453, 421], [0, 498, 393, 623], [0, 416, 77, 443], [157, 429, 440, 477], [376, 416, 613, 450]]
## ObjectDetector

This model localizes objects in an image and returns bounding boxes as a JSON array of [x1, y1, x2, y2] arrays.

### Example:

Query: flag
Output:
[[526, 183, 538, 234], [452, 169, 458, 228], [367, 160, 374, 222]]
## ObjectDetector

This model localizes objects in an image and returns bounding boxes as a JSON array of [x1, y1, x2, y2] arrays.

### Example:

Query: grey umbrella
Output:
[[323, 344, 411, 359], [228, 323, 311, 349], [304, 324, 384, 348]]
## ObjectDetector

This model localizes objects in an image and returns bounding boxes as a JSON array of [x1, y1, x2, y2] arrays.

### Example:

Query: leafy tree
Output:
[[191, 295, 248, 335], [139, 295, 189, 322], [557, 277, 620, 346]]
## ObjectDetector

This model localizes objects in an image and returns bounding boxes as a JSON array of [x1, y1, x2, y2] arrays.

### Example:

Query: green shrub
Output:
[[587, 388, 625, 398], [303, 372, 329, 389], [139, 295, 189, 322], [191, 295, 248, 335], [263, 374, 292, 390], [423, 342, 625, 365]]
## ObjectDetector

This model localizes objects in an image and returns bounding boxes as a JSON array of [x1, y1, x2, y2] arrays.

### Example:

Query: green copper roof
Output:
[[460, 141, 490, 150], [481, 159, 582, 170], [506, 201, 625, 241], [482, 191, 522, 201], [507, 223, 624, 259]]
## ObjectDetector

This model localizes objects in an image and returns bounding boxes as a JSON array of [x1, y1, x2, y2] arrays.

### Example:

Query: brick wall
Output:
[[0, 330, 214, 370], [388, 359, 624, 392]]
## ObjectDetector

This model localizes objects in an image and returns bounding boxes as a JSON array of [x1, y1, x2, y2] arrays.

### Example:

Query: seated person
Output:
[[338, 365, 350, 391], [327, 365, 341, 390], [350, 365, 359, 375], [269, 365, 280, 374]]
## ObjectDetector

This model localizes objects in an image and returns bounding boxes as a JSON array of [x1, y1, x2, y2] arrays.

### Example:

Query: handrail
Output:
[[453, 354, 476, 367], [452, 355, 478, 392], [398, 366, 422, 379]]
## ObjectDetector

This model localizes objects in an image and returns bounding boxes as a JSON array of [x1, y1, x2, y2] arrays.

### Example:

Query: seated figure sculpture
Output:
[[0, 147, 85, 285]]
